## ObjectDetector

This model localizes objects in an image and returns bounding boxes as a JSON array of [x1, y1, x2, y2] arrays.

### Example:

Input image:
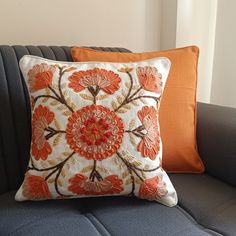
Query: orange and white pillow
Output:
[[15, 55, 177, 207]]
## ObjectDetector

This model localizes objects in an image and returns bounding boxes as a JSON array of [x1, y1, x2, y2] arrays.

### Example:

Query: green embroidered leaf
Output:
[[71, 157, 76, 165], [80, 93, 93, 101], [47, 160, 57, 166], [97, 94, 109, 100], [57, 105, 66, 111], [144, 164, 150, 170], [63, 110, 72, 116], [53, 133, 62, 147], [50, 100, 60, 106], [112, 101, 118, 110], [47, 178, 55, 184], [117, 95, 124, 104], [129, 133, 137, 147], [64, 66, 77, 73], [57, 179, 63, 187], [116, 108, 127, 113], [125, 178, 133, 185], [133, 160, 142, 167], [63, 152, 71, 156], [135, 178, 142, 185], [54, 119, 61, 130], [123, 104, 132, 110], [41, 161, 49, 168], [141, 171, 146, 179], [122, 170, 130, 179], [61, 168, 66, 178], [66, 98, 77, 111], [81, 166, 93, 173], [97, 166, 110, 174]]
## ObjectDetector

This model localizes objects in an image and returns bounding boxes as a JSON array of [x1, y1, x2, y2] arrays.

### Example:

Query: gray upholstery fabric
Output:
[[0, 45, 130, 195], [170, 174, 236, 236], [0, 190, 219, 236], [197, 102, 236, 186]]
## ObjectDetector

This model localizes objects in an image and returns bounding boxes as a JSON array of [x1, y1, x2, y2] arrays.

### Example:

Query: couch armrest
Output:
[[197, 102, 236, 186]]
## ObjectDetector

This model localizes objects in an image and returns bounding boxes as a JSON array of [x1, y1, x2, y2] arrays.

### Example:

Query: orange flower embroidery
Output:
[[28, 63, 56, 92], [66, 105, 124, 160], [68, 174, 123, 195], [32, 105, 54, 160], [22, 174, 51, 200], [68, 68, 121, 94], [136, 66, 162, 93], [137, 106, 160, 160], [139, 176, 167, 201]]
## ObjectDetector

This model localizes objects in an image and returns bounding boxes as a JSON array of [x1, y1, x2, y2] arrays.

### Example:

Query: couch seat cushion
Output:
[[170, 174, 236, 236], [0, 191, 216, 236]]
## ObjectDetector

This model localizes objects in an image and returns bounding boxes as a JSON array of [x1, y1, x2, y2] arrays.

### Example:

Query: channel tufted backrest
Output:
[[0, 46, 131, 194]]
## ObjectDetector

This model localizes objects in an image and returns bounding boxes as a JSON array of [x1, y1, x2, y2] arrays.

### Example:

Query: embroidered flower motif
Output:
[[28, 63, 56, 92], [136, 66, 162, 93], [139, 176, 168, 201], [137, 106, 160, 160], [68, 68, 121, 95], [32, 105, 54, 160], [68, 173, 123, 195], [66, 105, 124, 160], [22, 174, 51, 200]]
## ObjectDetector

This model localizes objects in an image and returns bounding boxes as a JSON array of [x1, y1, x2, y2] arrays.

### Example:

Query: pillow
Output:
[[15, 55, 177, 207], [71, 46, 205, 173]]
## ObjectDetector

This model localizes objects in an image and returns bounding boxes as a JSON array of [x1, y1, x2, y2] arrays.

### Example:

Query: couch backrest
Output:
[[0, 46, 130, 194]]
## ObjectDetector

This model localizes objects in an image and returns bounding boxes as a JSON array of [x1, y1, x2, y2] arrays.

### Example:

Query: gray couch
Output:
[[0, 46, 235, 236]]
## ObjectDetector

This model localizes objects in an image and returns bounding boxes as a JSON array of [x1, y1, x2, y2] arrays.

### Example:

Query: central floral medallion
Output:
[[66, 104, 124, 160]]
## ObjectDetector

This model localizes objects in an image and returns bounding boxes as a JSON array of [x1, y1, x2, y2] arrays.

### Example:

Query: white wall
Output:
[[175, 0, 218, 103], [160, 0, 177, 50], [211, 0, 236, 108], [0, 0, 162, 52]]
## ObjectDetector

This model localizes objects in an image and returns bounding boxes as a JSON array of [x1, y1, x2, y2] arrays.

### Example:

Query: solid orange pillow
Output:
[[71, 46, 205, 173]]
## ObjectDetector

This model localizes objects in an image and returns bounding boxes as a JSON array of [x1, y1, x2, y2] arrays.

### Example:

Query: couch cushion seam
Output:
[[176, 205, 223, 236], [83, 212, 111, 236]]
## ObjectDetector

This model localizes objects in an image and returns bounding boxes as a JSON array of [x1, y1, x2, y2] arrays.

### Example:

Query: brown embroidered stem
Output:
[[29, 152, 75, 173], [115, 152, 135, 195], [48, 85, 74, 113], [57, 67, 74, 112], [48, 86, 61, 100], [45, 152, 75, 197], [126, 164, 135, 196], [116, 152, 144, 182], [45, 168, 58, 181], [58, 68, 65, 100], [88, 86, 100, 105], [129, 95, 159, 103], [114, 72, 134, 112], [133, 165, 160, 172], [126, 72, 133, 99], [93, 95, 96, 105], [45, 126, 66, 140], [129, 86, 142, 100], [34, 95, 61, 103], [89, 160, 103, 181]]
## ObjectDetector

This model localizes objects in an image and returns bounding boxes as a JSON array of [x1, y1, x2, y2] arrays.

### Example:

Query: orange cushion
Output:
[[71, 46, 205, 173]]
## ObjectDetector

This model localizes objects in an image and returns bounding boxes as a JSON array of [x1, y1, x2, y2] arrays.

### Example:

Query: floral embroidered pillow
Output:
[[15, 55, 177, 207]]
